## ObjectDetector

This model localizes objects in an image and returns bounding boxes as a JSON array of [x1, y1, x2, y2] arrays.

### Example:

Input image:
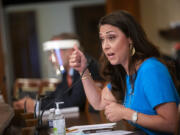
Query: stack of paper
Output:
[[42, 106, 80, 118], [67, 123, 133, 135], [61, 107, 79, 113], [88, 130, 133, 135], [67, 123, 116, 132]]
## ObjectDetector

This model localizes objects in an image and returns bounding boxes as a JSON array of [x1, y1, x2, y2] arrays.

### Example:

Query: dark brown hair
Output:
[[98, 10, 178, 101]]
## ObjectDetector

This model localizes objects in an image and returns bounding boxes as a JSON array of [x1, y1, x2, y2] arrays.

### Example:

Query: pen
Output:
[[66, 128, 78, 133]]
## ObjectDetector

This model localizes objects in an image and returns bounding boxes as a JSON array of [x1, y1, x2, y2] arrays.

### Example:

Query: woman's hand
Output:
[[104, 101, 126, 122], [69, 45, 87, 74]]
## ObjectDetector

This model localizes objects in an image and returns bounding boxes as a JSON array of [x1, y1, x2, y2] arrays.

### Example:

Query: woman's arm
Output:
[[136, 102, 178, 133], [105, 102, 178, 133], [81, 70, 116, 110], [80, 69, 104, 110], [69, 45, 116, 110]]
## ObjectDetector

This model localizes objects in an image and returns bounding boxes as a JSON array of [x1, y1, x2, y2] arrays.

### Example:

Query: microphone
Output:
[[34, 95, 45, 118], [37, 57, 93, 127]]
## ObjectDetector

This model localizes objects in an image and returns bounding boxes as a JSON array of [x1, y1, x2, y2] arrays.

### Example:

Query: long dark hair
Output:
[[98, 10, 163, 101]]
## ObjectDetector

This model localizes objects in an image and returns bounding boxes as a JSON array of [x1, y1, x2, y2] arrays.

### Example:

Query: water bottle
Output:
[[48, 108, 55, 134], [53, 102, 66, 135]]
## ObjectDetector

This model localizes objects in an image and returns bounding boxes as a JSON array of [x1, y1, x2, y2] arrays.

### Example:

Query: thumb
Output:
[[73, 45, 84, 56]]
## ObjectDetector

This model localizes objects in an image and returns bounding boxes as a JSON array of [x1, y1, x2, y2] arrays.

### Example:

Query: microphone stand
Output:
[[36, 59, 92, 134]]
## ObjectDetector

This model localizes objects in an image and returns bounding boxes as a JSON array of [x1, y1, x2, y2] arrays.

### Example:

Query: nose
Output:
[[102, 39, 110, 50]]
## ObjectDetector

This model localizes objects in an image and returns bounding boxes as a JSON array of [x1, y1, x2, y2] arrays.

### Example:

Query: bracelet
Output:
[[81, 73, 91, 80]]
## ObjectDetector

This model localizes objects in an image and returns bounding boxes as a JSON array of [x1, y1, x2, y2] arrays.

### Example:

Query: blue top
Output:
[[107, 57, 180, 135]]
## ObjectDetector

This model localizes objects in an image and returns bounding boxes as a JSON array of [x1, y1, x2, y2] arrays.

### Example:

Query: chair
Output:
[[20, 112, 38, 127], [39, 78, 60, 95], [25, 118, 38, 127], [13, 78, 42, 100], [21, 127, 35, 135]]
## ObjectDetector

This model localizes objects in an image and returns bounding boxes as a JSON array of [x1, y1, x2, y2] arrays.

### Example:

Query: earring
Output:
[[131, 46, 135, 56], [130, 43, 135, 56]]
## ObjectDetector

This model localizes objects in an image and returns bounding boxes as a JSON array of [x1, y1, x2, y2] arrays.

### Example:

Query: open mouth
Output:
[[107, 53, 115, 58]]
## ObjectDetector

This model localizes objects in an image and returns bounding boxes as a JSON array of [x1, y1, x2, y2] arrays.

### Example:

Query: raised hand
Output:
[[69, 45, 87, 74]]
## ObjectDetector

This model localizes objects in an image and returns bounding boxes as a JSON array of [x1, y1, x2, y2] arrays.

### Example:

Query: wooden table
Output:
[[0, 102, 14, 134], [65, 112, 145, 135], [22, 111, 145, 135]]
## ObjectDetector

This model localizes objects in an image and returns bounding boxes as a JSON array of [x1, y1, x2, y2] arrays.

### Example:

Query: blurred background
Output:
[[0, 0, 180, 104]]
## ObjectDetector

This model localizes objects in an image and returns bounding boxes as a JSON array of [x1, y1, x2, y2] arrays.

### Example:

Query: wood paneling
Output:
[[0, 3, 8, 102], [73, 4, 105, 60], [106, 0, 141, 23], [8, 11, 41, 79]]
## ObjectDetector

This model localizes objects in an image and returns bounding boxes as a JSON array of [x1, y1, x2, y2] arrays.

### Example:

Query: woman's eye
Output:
[[108, 35, 116, 40]]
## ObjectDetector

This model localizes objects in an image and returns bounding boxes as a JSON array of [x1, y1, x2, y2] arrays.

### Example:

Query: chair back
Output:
[[13, 78, 42, 100], [39, 78, 60, 95]]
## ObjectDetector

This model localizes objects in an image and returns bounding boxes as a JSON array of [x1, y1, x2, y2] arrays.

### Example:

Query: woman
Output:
[[69, 10, 180, 135]]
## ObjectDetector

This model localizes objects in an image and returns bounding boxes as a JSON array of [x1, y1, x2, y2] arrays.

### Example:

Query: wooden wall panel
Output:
[[0, 3, 8, 102], [8, 11, 41, 79], [106, 0, 141, 23], [73, 4, 105, 60]]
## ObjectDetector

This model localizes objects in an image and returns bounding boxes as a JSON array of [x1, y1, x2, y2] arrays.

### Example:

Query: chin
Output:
[[109, 61, 118, 65]]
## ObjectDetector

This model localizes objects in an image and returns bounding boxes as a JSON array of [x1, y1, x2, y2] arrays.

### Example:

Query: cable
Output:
[[37, 58, 92, 126]]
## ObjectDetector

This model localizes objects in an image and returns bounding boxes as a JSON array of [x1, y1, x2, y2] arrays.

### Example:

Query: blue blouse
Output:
[[107, 57, 180, 135]]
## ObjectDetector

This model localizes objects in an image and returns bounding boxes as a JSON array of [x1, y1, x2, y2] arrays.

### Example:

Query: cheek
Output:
[[115, 42, 129, 60], [117, 38, 129, 52], [102, 45, 105, 53], [101, 46, 108, 59], [118, 45, 129, 58]]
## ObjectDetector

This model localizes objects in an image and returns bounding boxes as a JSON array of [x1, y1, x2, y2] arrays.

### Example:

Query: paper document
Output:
[[68, 123, 116, 131], [42, 107, 80, 120], [88, 130, 133, 135], [61, 106, 79, 113], [42, 106, 79, 115]]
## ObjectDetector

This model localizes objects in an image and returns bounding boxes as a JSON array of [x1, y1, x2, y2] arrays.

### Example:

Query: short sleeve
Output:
[[141, 62, 179, 109]]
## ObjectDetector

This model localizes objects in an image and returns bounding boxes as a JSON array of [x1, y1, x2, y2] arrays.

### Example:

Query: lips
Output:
[[107, 52, 115, 59]]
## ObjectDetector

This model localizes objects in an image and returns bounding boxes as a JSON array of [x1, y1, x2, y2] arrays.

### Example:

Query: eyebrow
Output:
[[99, 31, 116, 36], [106, 31, 115, 34]]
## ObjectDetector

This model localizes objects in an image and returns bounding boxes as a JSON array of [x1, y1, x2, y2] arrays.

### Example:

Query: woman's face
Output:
[[99, 24, 131, 67]]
